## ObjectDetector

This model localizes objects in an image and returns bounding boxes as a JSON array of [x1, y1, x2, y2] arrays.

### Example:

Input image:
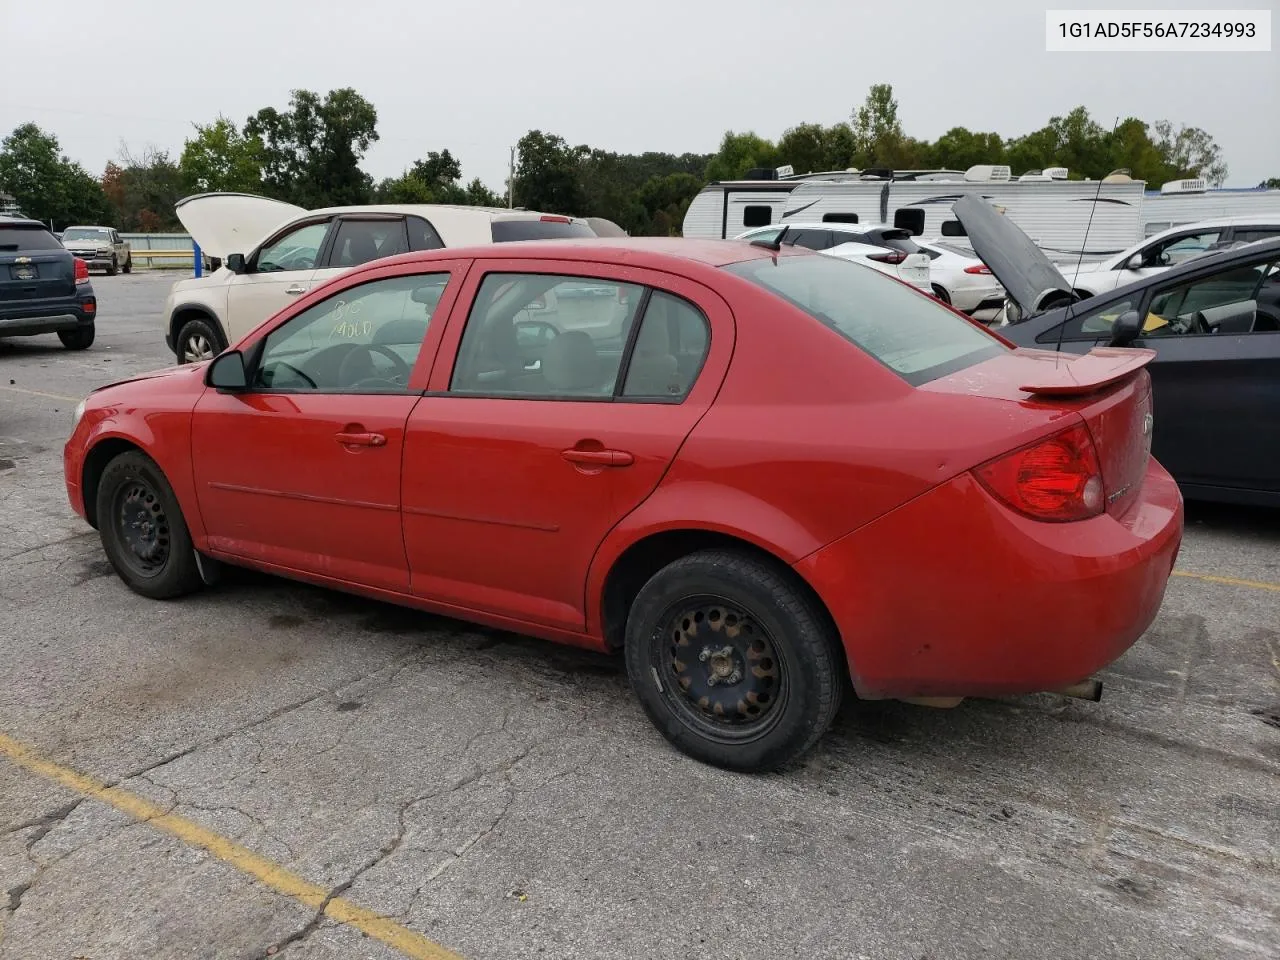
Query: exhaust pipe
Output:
[[1055, 678, 1103, 702]]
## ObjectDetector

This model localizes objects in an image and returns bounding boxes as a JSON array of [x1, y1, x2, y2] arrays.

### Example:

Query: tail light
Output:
[[83, 298, 96, 315], [540, 215, 570, 223], [974, 422, 1104, 522], [867, 250, 906, 264], [964, 264, 992, 275], [74, 258, 90, 284]]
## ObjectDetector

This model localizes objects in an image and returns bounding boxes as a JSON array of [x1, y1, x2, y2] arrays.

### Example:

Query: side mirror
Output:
[[1124, 253, 1145, 270], [206, 350, 247, 390], [225, 253, 246, 274], [1108, 310, 1144, 347]]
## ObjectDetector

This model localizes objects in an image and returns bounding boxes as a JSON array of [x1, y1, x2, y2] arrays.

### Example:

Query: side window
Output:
[[1141, 231, 1221, 268], [742, 206, 772, 228], [822, 212, 859, 224], [621, 292, 710, 401], [251, 273, 448, 393], [329, 219, 408, 268], [789, 229, 832, 250], [255, 221, 331, 273], [1144, 258, 1277, 336], [407, 216, 445, 251], [1041, 297, 1139, 343], [450, 273, 645, 397], [1234, 229, 1280, 245]]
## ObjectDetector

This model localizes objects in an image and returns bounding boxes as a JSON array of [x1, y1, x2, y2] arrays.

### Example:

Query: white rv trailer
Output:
[[682, 165, 1147, 260], [1139, 179, 1280, 237]]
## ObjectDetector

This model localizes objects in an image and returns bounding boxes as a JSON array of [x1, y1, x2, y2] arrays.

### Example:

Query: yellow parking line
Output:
[[1172, 570, 1280, 594], [0, 384, 82, 403], [0, 732, 465, 960]]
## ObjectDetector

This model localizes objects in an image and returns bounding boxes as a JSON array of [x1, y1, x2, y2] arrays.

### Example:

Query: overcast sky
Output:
[[5, 0, 1277, 191]]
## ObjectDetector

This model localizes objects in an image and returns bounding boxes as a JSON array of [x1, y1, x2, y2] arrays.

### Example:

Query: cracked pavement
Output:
[[1, 272, 1278, 959]]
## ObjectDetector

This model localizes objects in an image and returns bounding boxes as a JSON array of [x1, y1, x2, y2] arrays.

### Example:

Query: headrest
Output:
[[542, 330, 600, 391]]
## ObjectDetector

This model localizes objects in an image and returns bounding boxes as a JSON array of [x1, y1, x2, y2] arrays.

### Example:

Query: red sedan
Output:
[[63, 237, 1183, 771]]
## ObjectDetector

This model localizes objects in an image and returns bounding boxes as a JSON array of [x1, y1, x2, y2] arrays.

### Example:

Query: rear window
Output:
[[723, 253, 1006, 386], [491, 219, 595, 242], [0, 226, 63, 251], [878, 230, 924, 255]]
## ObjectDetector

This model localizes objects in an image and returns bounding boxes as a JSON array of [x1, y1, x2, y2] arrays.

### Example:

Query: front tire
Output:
[[107, 255, 118, 277], [175, 316, 224, 364], [624, 549, 843, 772], [95, 450, 203, 599], [58, 325, 95, 350]]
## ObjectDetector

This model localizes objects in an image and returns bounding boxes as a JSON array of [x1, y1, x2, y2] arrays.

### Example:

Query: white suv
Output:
[[163, 193, 596, 363]]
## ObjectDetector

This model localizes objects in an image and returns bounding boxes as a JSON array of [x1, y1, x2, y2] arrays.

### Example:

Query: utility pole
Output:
[[508, 145, 515, 208]]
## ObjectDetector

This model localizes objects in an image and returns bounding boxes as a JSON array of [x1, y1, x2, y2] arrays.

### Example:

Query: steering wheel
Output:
[[337, 343, 413, 390]]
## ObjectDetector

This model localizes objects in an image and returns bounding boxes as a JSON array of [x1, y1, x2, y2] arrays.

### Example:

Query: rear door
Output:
[[0, 224, 75, 309], [400, 259, 731, 631], [309, 214, 412, 290]]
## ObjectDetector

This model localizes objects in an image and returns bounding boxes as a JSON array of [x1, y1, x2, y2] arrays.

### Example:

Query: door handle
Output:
[[561, 448, 634, 467], [285, 284, 308, 295], [335, 431, 386, 447]]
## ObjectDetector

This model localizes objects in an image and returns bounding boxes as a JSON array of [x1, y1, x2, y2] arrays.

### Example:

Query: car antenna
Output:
[[750, 224, 790, 252], [1056, 117, 1120, 356]]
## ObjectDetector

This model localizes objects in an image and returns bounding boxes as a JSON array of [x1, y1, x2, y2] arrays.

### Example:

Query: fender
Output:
[[583, 480, 828, 638], [168, 303, 228, 354], [77, 410, 208, 547]]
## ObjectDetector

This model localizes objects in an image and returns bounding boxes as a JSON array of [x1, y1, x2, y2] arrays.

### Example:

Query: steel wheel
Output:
[[111, 479, 171, 579], [654, 594, 789, 744]]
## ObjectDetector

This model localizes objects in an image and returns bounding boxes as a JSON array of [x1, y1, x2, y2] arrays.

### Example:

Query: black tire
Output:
[[95, 450, 203, 600], [122, 255, 132, 274], [175, 316, 225, 364], [624, 549, 843, 772], [931, 283, 951, 304], [58, 325, 95, 350], [107, 255, 118, 277]]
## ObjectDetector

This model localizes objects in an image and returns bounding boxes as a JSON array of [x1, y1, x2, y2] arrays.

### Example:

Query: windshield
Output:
[[61, 227, 111, 241], [724, 253, 1006, 385]]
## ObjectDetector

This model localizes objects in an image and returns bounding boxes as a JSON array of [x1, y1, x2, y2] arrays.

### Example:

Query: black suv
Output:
[[0, 218, 97, 350]]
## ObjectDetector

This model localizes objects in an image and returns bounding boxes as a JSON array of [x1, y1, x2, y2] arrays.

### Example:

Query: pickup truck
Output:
[[60, 225, 132, 275]]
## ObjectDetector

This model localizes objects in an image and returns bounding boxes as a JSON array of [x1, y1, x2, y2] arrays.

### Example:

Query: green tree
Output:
[[372, 172, 436, 204], [103, 145, 185, 231], [930, 127, 1006, 171], [1152, 120, 1228, 186], [0, 123, 112, 229], [851, 83, 907, 168], [776, 122, 857, 174], [704, 131, 777, 182], [179, 116, 264, 194], [1260, 178, 1280, 189], [513, 130, 587, 214], [244, 88, 379, 207]]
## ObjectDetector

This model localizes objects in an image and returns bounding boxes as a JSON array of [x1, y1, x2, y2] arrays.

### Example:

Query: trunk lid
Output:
[[0, 252, 76, 301], [924, 346, 1156, 517]]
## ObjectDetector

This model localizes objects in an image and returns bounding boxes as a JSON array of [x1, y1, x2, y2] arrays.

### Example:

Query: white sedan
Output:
[[734, 223, 932, 292], [912, 238, 1007, 318]]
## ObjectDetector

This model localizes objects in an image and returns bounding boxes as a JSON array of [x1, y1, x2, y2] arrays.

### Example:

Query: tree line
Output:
[[0, 84, 1268, 236]]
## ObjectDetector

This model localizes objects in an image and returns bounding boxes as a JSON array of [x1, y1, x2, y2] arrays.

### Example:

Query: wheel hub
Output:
[[667, 602, 780, 726], [116, 482, 170, 571]]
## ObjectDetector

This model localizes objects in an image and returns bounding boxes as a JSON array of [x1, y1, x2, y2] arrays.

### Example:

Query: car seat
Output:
[[542, 330, 603, 394]]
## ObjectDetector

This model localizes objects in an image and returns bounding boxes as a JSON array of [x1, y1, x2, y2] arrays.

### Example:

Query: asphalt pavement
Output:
[[1, 270, 1277, 960]]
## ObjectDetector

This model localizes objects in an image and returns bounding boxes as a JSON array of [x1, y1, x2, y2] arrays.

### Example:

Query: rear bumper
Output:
[[796, 459, 1183, 699], [0, 297, 96, 337]]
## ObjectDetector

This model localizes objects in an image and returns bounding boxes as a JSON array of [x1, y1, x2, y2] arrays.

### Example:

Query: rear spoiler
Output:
[[1015, 347, 1156, 397]]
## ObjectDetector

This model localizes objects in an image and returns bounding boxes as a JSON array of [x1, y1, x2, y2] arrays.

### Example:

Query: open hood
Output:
[[952, 194, 1073, 318], [174, 192, 308, 260]]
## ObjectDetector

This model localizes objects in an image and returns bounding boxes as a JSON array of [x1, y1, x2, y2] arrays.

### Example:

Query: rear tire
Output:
[[58, 325, 95, 350], [107, 255, 118, 277], [624, 549, 843, 772], [122, 255, 132, 274], [175, 316, 225, 364], [95, 450, 203, 600], [931, 283, 951, 304]]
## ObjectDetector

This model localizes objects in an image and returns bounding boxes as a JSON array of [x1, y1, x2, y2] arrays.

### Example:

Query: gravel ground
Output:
[[1, 270, 1277, 960]]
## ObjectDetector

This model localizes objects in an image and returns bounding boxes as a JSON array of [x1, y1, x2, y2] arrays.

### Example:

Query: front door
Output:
[[192, 266, 463, 591], [224, 218, 334, 343], [401, 261, 730, 631]]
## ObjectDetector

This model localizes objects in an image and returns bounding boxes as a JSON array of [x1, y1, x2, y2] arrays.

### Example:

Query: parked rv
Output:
[[683, 165, 1146, 261], [1141, 179, 1280, 237]]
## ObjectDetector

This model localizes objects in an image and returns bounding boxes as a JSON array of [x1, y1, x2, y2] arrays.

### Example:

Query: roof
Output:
[[301, 202, 578, 221], [0, 217, 47, 228]]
